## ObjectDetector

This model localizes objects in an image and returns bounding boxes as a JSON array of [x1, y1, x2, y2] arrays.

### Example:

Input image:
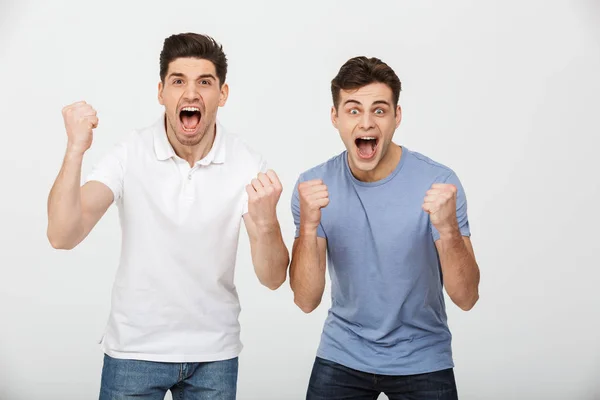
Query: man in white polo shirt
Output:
[[46, 33, 289, 399]]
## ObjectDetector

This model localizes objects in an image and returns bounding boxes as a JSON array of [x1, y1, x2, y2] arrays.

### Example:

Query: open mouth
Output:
[[355, 136, 379, 159], [179, 106, 202, 133]]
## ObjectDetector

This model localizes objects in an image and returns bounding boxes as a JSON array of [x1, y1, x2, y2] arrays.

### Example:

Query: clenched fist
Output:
[[62, 101, 98, 154], [422, 183, 459, 236], [298, 179, 329, 234], [247, 170, 283, 228]]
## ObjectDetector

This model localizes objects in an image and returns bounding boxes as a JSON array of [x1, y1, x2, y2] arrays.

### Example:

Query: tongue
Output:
[[182, 113, 200, 130], [357, 140, 376, 158]]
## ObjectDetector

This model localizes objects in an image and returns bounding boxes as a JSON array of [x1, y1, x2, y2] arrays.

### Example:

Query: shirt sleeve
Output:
[[431, 171, 471, 241], [291, 175, 326, 239], [81, 141, 128, 202]]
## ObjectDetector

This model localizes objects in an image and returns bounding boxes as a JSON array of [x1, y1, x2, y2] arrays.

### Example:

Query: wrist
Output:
[[64, 148, 85, 162], [255, 218, 280, 234], [65, 144, 86, 159], [437, 226, 462, 241], [299, 224, 319, 237]]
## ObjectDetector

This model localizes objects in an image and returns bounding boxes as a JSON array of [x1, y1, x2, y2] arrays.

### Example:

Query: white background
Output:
[[1, 0, 599, 399]]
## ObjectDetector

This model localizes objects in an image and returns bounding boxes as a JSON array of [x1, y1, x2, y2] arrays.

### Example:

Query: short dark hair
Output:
[[159, 33, 228, 86], [331, 56, 402, 110]]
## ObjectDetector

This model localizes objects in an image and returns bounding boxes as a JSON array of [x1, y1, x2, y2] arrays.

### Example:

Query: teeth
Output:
[[360, 137, 376, 140], [181, 107, 200, 112]]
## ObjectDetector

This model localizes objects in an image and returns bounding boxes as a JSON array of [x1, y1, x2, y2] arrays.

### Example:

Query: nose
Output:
[[183, 81, 201, 103], [359, 112, 375, 131]]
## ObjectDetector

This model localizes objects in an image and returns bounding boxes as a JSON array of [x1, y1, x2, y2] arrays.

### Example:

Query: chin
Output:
[[175, 131, 204, 147], [349, 153, 381, 172], [355, 159, 380, 171]]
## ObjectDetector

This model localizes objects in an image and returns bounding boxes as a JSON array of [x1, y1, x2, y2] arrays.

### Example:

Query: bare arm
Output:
[[243, 214, 289, 290], [289, 234, 327, 313], [436, 235, 480, 310], [423, 181, 480, 311], [244, 170, 290, 290], [46, 101, 114, 250], [47, 153, 113, 250], [289, 178, 329, 313]]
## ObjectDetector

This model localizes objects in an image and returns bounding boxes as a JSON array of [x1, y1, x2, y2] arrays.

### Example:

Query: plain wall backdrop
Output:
[[1, 0, 599, 399]]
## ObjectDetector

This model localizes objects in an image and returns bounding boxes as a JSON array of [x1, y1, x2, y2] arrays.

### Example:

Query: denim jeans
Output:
[[306, 357, 458, 400], [99, 354, 238, 400]]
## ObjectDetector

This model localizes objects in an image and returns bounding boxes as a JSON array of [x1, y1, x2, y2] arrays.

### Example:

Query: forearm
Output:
[[290, 231, 325, 313], [250, 221, 289, 290], [437, 231, 480, 310], [47, 150, 85, 248]]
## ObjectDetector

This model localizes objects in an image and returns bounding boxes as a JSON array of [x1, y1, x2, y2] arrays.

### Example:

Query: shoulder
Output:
[[403, 147, 457, 182], [295, 151, 346, 184], [220, 123, 264, 167]]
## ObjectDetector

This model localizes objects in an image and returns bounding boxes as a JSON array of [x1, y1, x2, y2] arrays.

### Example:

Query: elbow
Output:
[[294, 296, 320, 314], [262, 276, 286, 291], [48, 238, 75, 250], [258, 269, 288, 291], [454, 292, 479, 311], [47, 230, 76, 250]]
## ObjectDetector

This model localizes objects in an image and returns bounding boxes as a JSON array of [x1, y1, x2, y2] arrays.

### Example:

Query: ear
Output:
[[219, 83, 229, 107], [331, 106, 339, 129], [395, 105, 402, 128], [158, 81, 164, 105]]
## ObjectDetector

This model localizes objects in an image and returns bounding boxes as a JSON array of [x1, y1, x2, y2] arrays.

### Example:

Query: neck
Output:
[[350, 143, 402, 182], [166, 119, 216, 167]]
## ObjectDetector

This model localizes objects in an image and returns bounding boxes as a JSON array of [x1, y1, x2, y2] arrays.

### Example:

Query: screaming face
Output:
[[332, 82, 402, 181], [158, 57, 228, 148]]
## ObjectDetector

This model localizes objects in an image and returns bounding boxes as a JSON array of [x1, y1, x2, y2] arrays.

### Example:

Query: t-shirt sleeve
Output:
[[81, 141, 128, 202], [242, 156, 269, 216], [291, 175, 326, 239], [431, 171, 471, 241]]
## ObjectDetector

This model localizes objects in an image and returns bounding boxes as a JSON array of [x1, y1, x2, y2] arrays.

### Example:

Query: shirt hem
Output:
[[101, 344, 243, 363], [315, 350, 454, 376]]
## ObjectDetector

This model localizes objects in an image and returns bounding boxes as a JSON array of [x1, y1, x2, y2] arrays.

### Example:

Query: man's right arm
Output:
[[47, 101, 115, 250], [289, 179, 329, 313], [47, 154, 114, 250], [290, 233, 327, 313]]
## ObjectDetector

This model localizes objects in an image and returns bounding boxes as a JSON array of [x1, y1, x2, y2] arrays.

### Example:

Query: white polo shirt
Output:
[[84, 114, 266, 362]]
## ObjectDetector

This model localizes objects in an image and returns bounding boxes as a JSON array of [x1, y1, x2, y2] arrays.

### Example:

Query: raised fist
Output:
[[298, 179, 329, 234], [62, 101, 98, 154]]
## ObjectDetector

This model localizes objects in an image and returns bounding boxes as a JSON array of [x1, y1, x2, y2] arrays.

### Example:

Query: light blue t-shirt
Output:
[[291, 146, 470, 375]]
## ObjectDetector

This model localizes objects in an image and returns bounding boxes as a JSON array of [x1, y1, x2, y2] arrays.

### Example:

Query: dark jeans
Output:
[[99, 354, 238, 400], [307, 357, 458, 400]]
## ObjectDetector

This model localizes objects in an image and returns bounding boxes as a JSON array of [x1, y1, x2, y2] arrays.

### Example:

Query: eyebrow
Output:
[[167, 72, 217, 80], [372, 100, 391, 107], [343, 99, 391, 107], [344, 99, 362, 106]]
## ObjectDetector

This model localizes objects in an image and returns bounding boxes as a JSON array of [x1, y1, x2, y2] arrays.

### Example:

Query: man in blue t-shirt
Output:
[[290, 56, 481, 399]]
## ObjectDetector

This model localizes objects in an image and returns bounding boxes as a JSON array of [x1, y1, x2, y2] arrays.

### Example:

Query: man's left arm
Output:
[[243, 169, 290, 290], [423, 174, 480, 311]]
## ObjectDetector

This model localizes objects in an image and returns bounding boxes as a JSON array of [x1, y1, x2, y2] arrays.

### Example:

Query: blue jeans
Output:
[[307, 357, 458, 400], [99, 354, 238, 400]]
